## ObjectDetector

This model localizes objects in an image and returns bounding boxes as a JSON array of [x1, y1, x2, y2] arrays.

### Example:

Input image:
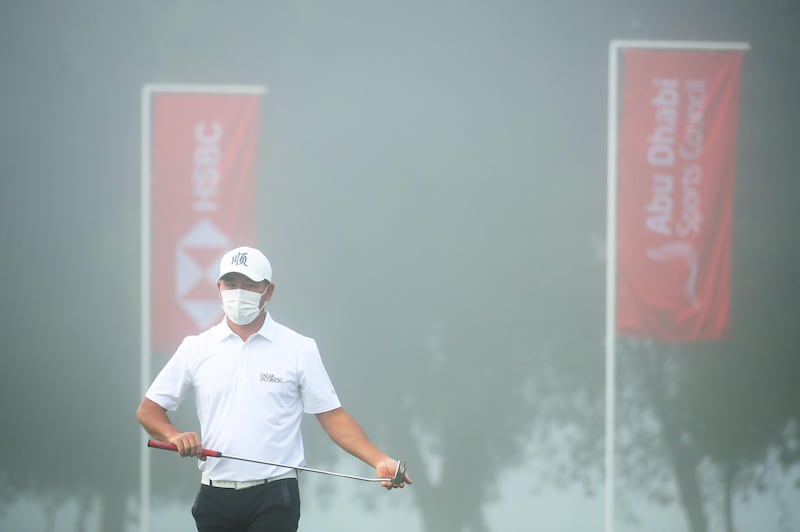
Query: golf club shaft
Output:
[[147, 439, 393, 482]]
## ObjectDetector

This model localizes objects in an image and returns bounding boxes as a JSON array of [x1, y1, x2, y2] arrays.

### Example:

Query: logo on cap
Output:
[[231, 252, 249, 268]]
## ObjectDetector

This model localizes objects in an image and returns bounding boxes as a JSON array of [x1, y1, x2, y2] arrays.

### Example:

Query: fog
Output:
[[1, 1, 799, 531]]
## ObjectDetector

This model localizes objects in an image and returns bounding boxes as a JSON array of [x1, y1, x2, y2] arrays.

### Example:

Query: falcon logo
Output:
[[646, 240, 700, 308]]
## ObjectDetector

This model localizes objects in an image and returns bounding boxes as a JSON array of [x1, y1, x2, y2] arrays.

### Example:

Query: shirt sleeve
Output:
[[145, 337, 196, 411], [298, 338, 341, 414]]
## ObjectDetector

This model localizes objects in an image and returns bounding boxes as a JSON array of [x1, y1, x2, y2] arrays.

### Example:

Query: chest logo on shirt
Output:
[[260, 373, 284, 384]]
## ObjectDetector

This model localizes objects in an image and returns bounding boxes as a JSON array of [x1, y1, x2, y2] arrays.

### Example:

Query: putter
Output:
[[147, 440, 407, 484]]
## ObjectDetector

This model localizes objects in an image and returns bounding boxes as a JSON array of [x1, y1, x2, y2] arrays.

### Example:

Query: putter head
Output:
[[391, 460, 407, 485]]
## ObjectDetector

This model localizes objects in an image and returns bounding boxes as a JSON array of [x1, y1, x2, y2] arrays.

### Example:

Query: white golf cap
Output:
[[218, 246, 272, 282]]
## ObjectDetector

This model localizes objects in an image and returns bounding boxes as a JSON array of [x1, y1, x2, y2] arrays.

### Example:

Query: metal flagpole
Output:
[[140, 85, 153, 532], [604, 39, 621, 532]]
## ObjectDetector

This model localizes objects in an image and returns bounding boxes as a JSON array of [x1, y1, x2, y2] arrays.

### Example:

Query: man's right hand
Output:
[[136, 398, 206, 461], [169, 432, 206, 460]]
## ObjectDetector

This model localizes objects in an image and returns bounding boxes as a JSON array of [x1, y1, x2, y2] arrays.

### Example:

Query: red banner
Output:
[[616, 50, 742, 341], [150, 91, 262, 353]]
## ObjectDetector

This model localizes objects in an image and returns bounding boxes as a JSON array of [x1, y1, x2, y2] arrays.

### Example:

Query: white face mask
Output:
[[220, 287, 267, 325]]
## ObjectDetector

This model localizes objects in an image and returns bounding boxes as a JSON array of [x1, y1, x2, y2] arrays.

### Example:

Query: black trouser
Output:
[[192, 478, 301, 532]]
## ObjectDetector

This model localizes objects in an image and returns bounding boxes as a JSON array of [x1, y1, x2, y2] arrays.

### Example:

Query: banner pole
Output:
[[140, 85, 152, 532], [608, 39, 750, 51], [605, 40, 621, 532], [605, 39, 748, 532], [138, 84, 266, 532]]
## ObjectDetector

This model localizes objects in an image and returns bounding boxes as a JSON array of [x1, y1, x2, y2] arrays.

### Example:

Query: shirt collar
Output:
[[213, 312, 275, 342]]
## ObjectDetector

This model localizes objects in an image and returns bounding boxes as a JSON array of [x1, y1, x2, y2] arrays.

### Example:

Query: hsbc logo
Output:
[[176, 219, 231, 328]]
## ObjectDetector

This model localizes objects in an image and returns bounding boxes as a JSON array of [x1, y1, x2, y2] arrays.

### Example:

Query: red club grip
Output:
[[147, 439, 222, 458]]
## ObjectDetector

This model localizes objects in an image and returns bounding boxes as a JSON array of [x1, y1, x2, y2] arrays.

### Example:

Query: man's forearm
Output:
[[316, 407, 390, 467], [136, 397, 180, 442]]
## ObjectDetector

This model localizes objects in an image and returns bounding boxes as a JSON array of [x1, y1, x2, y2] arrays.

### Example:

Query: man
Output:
[[137, 245, 410, 532]]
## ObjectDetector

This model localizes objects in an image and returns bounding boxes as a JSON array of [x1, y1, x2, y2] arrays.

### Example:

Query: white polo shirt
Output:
[[146, 313, 341, 481]]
